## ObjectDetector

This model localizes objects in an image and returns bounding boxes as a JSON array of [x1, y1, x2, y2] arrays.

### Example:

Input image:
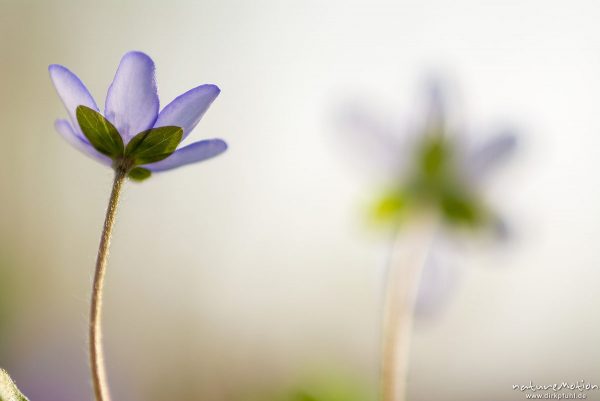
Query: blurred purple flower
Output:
[[49, 51, 227, 172], [341, 79, 516, 231], [340, 78, 518, 314]]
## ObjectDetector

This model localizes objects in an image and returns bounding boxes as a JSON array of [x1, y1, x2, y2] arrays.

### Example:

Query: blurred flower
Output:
[[340, 78, 517, 313], [339, 78, 519, 401], [49, 51, 227, 178], [344, 80, 516, 231]]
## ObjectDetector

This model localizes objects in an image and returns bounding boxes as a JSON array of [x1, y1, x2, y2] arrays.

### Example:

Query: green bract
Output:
[[75, 106, 183, 180], [373, 135, 487, 228], [127, 167, 152, 182], [0, 369, 29, 401], [124, 126, 183, 165], [76, 106, 124, 159]]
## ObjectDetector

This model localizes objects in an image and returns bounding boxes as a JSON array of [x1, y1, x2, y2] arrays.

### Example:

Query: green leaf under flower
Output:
[[124, 126, 183, 165], [372, 134, 491, 229], [76, 106, 124, 159], [439, 191, 484, 227], [373, 190, 408, 222], [128, 167, 152, 182], [0, 369, 29, 401], [419, 135, 450, 178]]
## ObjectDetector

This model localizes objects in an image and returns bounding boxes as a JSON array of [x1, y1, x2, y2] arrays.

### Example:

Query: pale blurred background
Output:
[[1, 0, 600, 400]]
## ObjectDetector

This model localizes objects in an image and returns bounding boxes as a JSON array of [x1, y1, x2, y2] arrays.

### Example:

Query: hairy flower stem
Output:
[[90, 168, 127, 401], [380, 219, 435, 401]]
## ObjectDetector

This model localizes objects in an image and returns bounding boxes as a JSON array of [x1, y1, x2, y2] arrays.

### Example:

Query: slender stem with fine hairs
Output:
[[89, 167, 127, 401], [380, 219, 435, 401]]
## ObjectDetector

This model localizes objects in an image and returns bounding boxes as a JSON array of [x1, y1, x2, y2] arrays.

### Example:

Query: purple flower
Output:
[[340, 78, 518, 315], [49, 51, 227, 175], [341, 79, 516, 231]]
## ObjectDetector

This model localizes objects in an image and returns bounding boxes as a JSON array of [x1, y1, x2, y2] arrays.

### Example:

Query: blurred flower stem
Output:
[[89, 167, 127, 401], [341, 78, 516, 401], [380, 217, 436, 401]]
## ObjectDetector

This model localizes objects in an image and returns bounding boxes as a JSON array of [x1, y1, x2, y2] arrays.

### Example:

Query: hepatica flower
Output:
[[344, 84, 514, 231], [341, 79, 516, 401], [46, 51, 227, 401], [49, 51, 227, 180]]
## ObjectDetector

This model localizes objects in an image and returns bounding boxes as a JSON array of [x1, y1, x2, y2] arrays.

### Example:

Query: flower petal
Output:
[[144, 139, 227, 172], [54, 119, 111, 166], [48, 64, 99, 135], [421, 78, 446, 129], [415, 241, 459, 317], [338, 103, 412, 178], [463, 131, 517, 183], [104, 51, 159, 142], [154, 84, 220, 141]]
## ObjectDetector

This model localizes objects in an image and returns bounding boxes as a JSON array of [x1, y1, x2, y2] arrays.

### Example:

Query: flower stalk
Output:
[[49, 51, 228, 401], [89, 167, 127, 401], [380, 218, 435, 401]]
